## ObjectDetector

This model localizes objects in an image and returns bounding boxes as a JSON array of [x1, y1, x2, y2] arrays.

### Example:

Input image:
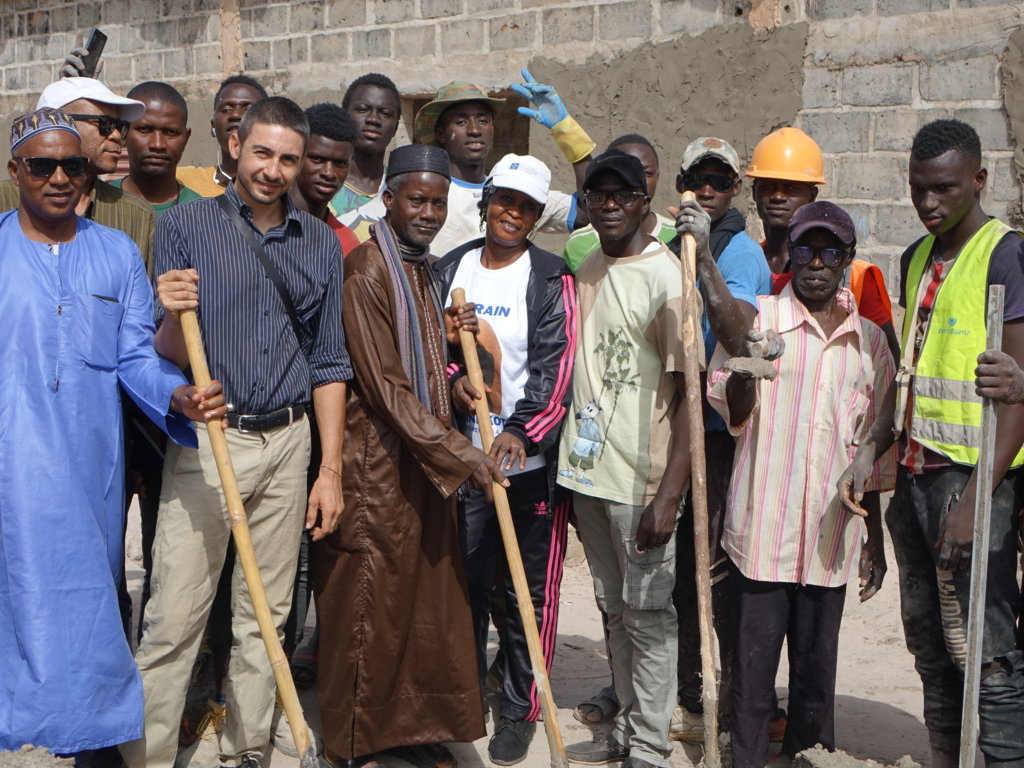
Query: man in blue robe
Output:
[[0, 108, 227, 757]]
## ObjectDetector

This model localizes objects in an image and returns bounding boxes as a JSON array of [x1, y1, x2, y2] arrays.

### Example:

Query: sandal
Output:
[[573, 685, 619, 725], [387, 743, 457, 768]]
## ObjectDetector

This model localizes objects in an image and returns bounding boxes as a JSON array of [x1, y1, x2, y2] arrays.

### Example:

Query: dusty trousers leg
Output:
[[887, 466, 1024, 762]]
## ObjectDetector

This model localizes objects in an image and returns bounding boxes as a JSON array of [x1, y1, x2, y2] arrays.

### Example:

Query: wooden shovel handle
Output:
[[451, 290, 568, 768], [179, 309, 314, 759]]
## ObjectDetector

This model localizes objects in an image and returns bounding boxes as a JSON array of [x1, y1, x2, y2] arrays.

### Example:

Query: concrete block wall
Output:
[[0, 0, 1022, 290], [796, 0, 1024, 289]]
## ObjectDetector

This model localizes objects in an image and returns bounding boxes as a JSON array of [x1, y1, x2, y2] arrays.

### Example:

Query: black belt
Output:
[[225, 404, 306, 433]]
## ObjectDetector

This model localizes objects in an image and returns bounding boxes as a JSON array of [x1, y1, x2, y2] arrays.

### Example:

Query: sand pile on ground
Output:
[[794, 745, 922, 768], [0, 746, 73, 768]]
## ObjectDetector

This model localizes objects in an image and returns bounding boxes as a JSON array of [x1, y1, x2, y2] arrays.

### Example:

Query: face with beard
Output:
[[229, 122, 305, 208]]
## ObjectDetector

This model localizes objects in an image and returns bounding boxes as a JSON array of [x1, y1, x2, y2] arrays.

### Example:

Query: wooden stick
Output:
[[958, 284, 1004, 768], [451, 289, 569, 768], [678, 190, 720, 766], [179, 309, 318, 768]]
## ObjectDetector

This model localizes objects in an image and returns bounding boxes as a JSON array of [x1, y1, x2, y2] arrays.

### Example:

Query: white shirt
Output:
[[450, 247, 544, 475]]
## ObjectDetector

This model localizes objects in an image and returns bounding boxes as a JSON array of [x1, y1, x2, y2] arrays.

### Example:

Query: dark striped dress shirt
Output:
[[154, 184, 352, 414]]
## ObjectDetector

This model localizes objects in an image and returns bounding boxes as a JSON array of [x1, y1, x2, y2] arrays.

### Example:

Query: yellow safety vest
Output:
[[900, 218, 1024, 467]]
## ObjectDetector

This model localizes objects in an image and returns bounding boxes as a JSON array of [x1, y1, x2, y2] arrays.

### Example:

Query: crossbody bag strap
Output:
[[216, 194, 304, 346]]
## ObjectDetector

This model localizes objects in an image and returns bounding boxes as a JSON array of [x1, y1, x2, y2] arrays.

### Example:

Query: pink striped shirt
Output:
[[708, 285, 897, 587]]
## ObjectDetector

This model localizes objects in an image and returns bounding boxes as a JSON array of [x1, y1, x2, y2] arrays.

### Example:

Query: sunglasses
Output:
[[584, 190, 646, 208], [682, 172, 735, 193], [14, 155, 88, 178], [789, 243, 849, 268], [66, 113, 131, 138]]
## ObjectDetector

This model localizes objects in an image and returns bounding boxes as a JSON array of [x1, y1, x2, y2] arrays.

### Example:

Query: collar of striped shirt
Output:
[[770, 282, 865, 343], [223, 181, 305, 235]]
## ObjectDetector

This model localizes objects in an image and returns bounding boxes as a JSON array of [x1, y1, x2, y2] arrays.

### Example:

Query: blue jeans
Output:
[[887, 465, 1024, 763]]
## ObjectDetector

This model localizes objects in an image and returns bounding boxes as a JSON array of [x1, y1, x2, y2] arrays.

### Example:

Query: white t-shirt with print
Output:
[[450, 247, 544, 475]]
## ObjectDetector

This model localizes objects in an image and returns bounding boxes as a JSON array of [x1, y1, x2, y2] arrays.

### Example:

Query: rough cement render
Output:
[[0, 747, 71, 768], [526, 21, 808, 229]]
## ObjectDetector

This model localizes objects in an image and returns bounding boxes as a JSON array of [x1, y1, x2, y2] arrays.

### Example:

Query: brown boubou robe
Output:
[[315, 236, 486, 759]]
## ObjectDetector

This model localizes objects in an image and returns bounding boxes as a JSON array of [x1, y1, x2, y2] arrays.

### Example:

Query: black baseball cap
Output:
[[583, 148, 648, 195]]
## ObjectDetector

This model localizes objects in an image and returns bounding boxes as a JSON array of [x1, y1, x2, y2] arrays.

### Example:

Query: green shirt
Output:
[[562, 212, 678, 273], [109, 178, 201, 216]]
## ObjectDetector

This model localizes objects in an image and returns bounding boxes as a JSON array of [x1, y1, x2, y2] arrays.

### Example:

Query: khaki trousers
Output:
[[121, 417, 310, 768], [574, 492, 679, 767]]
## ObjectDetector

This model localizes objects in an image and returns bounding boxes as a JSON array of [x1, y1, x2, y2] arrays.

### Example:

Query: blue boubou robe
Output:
[[0, 210, 197, 753]]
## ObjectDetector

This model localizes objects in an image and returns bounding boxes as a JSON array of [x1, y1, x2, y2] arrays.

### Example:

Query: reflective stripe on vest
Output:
[[900, 218, 1024, 467]]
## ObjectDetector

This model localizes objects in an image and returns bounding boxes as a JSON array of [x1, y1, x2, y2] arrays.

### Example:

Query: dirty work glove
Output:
[[510, 68, 595, 163]]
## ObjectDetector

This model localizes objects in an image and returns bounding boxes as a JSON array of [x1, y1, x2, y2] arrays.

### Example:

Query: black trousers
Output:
[[729, 569, 846, 768], [458, 467, 569, 721], [888, 465, 1024, 762]]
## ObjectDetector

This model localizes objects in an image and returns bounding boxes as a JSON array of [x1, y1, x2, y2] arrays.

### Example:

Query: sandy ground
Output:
[[4, 367, 970, 768], [120, 498, 941, 768]]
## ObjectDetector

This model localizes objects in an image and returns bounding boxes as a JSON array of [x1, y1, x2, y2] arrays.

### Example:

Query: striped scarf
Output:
[[372, 219, 446, 413]]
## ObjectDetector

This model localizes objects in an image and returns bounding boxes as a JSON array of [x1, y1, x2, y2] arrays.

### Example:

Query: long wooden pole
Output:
[[678, 190, 720, 766], [179, 309, 318, 768], [450, 289, 569, 768], [958, 285, 1004, 768]]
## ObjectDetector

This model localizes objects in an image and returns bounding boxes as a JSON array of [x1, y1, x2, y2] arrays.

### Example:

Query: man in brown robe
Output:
[[315, 144, 508, 768]]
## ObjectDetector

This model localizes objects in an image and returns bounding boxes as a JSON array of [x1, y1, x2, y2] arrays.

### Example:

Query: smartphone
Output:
[[80, 28, 106, 78]]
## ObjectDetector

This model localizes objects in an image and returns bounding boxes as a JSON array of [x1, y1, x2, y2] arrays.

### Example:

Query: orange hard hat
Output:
[[746, 127, 825, 185]]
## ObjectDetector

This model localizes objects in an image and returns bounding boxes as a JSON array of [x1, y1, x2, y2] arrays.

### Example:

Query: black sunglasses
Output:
[[14, 155, 88, 178], [66, 113, 130, 138], [789, 243, 849, 268], [682, 172, 735, 193], [584, 190, 646, 208]]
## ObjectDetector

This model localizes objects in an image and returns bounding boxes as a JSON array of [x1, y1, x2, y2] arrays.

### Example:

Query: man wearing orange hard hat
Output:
[[748, 127, 899, 360]]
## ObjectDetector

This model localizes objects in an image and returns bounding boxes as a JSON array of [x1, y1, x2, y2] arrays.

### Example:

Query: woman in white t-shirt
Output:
[[433, 154, 577, 766]]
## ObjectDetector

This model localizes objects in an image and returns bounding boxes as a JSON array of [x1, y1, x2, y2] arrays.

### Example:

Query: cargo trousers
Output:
[[574, 492, 679, 767]]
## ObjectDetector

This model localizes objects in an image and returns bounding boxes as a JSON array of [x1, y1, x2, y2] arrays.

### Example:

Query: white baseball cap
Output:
[[36, 77, 146, 122], [488, 153, 551, 205]]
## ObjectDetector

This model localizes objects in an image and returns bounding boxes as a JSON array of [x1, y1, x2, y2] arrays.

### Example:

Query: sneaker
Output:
[[668, 705, 704, 744], [488, 718, 535, 766], [187, 699, 225, 768], [270, 703, 324, 758], [565, 735, 628, 766]]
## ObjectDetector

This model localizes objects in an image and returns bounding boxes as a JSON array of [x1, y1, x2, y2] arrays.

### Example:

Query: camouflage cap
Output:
[[413, 81, 505, 146], [10, 108, 80, 153], [679, 136, 742, 174]]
